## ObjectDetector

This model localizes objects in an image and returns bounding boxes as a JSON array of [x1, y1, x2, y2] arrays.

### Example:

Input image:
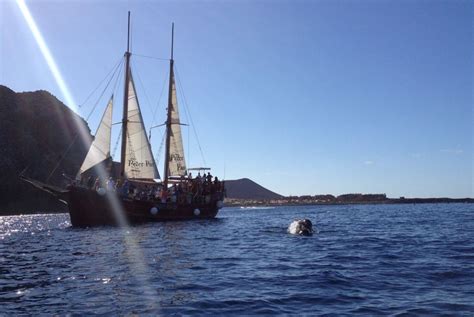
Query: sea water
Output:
[[1, 204, 473, 315]]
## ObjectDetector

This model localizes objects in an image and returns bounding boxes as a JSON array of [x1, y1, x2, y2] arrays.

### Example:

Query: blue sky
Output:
[[1, 0, 472, 198]]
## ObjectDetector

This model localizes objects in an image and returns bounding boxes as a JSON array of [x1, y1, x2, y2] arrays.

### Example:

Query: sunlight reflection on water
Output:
[[1, 205, 474, 315]]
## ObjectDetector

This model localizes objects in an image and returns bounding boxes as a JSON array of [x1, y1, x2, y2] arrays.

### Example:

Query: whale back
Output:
[[288, 219, 313, 236]]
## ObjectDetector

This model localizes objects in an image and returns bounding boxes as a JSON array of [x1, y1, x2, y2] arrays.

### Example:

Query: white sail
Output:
[[78, 96, 113, 176], [124, 71, 160, 179], [168, 69, 187, 176]]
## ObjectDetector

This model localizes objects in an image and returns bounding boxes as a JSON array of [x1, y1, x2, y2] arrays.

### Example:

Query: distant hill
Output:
[[224, 178, 283, 200], [0, 85, 91, 214]]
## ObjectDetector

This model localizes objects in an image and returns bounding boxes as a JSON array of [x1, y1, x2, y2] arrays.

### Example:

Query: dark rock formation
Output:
[[224, 178, 283, 200], [0, 85, 91, 214]]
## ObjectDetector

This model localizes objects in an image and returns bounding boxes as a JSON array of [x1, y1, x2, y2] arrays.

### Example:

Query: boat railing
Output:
[[75, 174, 225, 205]]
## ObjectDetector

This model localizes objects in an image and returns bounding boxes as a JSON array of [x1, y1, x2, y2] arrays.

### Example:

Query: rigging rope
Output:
[[130, 59, 156, 120], [129, 52, 169, 135], [131, 59, 167, 169], [175, 64, 207, 167], [154, 132, 166, 166], [111, 127, 122, 160], [86, 57, 124, 121], [133, 53, 169, 61], [46, 57, 124, 182], [112, 60, 125, 98], [151, 71, 168, 131], [187, 119, 190, 167], [79, 56, 123, 110]]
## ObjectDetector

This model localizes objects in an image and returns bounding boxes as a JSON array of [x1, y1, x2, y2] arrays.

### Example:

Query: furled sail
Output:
[[168, 68, 187, 176], [78, 96, 113, 176], [124, 71, 160, 179]]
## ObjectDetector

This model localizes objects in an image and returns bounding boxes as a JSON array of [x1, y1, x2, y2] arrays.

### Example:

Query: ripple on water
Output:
[[0, 204, 474, 315]]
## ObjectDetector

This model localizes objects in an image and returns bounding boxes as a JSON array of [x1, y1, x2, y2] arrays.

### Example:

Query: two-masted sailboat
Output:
[[22, 13, 225, 227]]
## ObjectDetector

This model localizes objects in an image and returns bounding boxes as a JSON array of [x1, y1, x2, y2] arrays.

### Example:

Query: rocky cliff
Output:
[[0, 85, 91, 214]]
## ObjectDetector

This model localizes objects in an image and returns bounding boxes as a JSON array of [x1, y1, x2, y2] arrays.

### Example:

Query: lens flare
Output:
[[15, 2, 160, 309], [15, 0, 129, 228], [15, 0, 77, 111]]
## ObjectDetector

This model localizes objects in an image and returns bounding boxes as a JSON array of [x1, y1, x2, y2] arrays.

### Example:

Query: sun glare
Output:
[[15, 2, 159, 305], [14, 0, 127, 226], [15, 0, 77, 111]]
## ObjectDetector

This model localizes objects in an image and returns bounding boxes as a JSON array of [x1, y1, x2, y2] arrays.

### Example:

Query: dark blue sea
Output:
[[1, 204, 473, 315]]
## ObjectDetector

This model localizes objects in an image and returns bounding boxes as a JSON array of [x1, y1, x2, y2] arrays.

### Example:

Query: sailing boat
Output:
[[22, 13, 225, 227]]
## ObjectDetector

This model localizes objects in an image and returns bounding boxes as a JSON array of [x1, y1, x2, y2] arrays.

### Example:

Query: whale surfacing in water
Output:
[[288, 219, 314, 236]]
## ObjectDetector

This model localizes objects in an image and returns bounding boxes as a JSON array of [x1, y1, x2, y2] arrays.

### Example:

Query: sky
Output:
[[0, 0, 472, 198]]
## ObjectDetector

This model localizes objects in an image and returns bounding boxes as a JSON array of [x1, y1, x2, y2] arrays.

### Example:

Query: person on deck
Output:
[[106, 177, 115, 191], [94, 177, 100, 190], [121, 180, 130, 196], [87, 176, 94, 189], [80, 174, 86, 186], [161, 189, 168, 203], [158, 185, 164, 200]]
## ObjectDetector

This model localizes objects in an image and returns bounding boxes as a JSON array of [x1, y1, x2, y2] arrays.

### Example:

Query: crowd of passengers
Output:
[[79, 172, 225, 204]]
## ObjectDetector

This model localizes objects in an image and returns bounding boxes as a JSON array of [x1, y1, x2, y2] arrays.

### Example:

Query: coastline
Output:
[[2, 198, 473, 217], [224, 197, 474, 208]]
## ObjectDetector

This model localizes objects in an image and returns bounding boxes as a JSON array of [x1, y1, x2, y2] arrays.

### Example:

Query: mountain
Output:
[[0, 85, 91, 214], [224, 178, 283, 200]]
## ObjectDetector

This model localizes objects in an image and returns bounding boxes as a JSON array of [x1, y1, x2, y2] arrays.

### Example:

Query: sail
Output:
[[124, 71, 160, 179], [78, 96, 113, 176], [168, 68, 187, 176]]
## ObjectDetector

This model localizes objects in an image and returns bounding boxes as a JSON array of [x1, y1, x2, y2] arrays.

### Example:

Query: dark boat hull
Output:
[[67, 186, 222, 227]]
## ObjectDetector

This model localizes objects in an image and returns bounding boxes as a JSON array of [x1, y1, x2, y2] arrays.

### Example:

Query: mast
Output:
[[163, 23, 174, 189], [120, 11, 132, 178]]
